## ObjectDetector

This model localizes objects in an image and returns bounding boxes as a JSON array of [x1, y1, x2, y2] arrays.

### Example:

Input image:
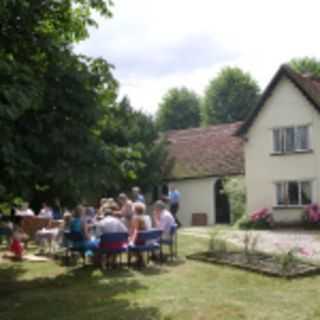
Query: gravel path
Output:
[[181, 227, 320, 262]]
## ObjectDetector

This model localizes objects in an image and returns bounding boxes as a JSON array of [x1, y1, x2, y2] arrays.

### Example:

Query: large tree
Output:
[[202, 67, 260, 125], [156, 87, 201, 131], [289, 57, 320, 77], [0, 0, 126, 207]]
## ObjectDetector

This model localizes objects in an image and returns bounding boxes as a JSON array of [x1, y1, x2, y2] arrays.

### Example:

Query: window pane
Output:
[[288, 182, 299, 205], [301, 182, 312, 205], [273, 129, 283, 153], [285, 128, 295, 152], [296, 126, 309, 150], [276, 183, 286, 205]]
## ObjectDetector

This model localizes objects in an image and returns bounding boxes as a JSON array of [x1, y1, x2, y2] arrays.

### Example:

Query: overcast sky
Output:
[[76, 0, 320, 114]]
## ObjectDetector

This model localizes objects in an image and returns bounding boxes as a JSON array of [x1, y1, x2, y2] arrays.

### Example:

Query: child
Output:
[[9, 225, 28, 260]]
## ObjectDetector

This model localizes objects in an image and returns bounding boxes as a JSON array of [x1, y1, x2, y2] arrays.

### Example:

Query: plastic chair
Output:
[[98, 232, 129, 269], [64, 231, 86, 265], [128, 229, 162, 266], [160, 224, 178, 261]]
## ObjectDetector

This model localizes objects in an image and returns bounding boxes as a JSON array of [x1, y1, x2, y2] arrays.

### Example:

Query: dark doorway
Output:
[[215, 179, 231, 224]]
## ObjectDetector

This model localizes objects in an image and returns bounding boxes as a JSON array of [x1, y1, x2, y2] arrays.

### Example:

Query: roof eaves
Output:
[[236, 64, 320, 136]]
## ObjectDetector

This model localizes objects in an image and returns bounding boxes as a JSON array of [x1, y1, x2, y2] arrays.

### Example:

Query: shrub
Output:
[[302, 204, 320, 227], [237, 208, 273, 230], [223, 176, 246, 224]]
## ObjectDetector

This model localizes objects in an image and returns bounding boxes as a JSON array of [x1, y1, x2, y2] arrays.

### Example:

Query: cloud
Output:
[[76, 0, 320, 113], [111, 34, 236, 78]]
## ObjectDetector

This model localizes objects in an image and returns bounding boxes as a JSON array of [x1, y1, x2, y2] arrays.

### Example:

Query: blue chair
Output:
[[64, 231, 87, 265], [128, 229, 162, 267], [160, 224, 178, 261], [98, 232, 129, 269]]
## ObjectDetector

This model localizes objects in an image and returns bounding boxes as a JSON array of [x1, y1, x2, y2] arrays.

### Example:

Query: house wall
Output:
[[245, 76, 320, 223], [169, 177, 218, 226]]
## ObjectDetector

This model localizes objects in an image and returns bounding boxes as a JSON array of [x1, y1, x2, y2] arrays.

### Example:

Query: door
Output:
[[215, 179, 230, 224]]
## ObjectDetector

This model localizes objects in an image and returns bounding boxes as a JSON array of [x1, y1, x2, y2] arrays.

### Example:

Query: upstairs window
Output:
[[275, 181, 312, 207], [273, 125, 310, 154]]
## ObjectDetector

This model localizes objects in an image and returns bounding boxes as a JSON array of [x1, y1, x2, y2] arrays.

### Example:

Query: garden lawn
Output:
[[1, 233, 320, 320]]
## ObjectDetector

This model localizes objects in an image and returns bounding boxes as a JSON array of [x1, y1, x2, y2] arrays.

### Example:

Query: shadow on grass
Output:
[[0, 264, 162, 320]]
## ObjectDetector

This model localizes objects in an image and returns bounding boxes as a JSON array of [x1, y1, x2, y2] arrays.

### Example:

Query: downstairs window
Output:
[[275, 181, 313, 207]]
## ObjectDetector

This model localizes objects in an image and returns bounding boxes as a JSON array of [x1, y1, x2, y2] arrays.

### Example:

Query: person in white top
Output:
[[95, 209, 128, 237], [153, 200, 175, 240], [38, 202, 53, 219], [16, 202, 35, 217]]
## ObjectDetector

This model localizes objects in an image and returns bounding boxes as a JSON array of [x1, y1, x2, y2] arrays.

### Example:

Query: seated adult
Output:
[[132, 186, 145, 203], [97, 198, 116, 221], [130, 203, 151, 245], [15, 202, 35, 217], [38, 202, 53, 219], [95, 209, 128, 236], [118, 193, 134, 227], [81, 206, 96, 225], [70, 205, 98, 251], [52, 198, 62, 220], [153, 200, 175, 240]]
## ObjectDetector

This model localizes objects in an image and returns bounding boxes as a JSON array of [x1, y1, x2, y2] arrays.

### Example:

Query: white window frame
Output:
[[272, 125, 311, 154], [274, 180, 314, 208]]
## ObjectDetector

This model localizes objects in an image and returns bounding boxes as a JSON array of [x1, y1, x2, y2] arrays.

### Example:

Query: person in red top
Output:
[[10, 225, 28, 260]]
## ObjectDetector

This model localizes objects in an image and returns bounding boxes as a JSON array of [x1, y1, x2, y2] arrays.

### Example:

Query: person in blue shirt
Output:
[[70, 205, 99, 252], [132, 187, 145, 203], [169, 185, 181, 227]]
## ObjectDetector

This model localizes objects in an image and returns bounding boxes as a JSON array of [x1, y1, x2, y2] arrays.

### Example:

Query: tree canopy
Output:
[[100, 96, 171, 195], [0, 0, 167, 209], [156, 87, 201, 131], [289, 57, 320, 77], [202, 67, 260, 125]]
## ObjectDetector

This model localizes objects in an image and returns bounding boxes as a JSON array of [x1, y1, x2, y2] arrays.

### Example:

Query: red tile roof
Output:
[[165, 122, 244, 180]]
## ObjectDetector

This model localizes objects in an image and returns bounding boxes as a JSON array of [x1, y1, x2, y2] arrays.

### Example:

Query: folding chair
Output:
[[128, 229, 162, 267], [160, 224, 178, 261], [98, 232, 129, 269], [64, 231, 87, 265]]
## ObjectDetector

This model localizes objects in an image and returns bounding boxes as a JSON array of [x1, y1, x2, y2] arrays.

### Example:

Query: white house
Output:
[[237, 64, 320, 224], [162, 122, 244, 226]]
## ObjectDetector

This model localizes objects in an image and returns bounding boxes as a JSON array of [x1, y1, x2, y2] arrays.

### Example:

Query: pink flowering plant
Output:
[[303, 204, 320, 226], [238, 208, 273, 230]]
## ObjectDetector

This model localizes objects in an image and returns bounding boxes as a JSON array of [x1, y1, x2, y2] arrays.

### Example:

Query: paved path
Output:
[[181, 227, 320, 262]]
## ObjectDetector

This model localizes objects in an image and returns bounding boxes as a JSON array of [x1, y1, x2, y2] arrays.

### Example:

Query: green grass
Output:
[[1, 233, 320, 320]]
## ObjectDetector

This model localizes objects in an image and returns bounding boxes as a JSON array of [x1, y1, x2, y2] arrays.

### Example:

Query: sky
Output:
[[76, 0, 320, 114]]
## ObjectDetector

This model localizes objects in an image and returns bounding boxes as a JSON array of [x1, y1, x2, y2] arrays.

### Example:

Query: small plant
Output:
[[208, 229, 220, 253], [278, 248, 299, 273], [243, 232, 250, 257], [208, 229, 227, 256], [243, 232, 260, 262], [250, 233, 260, 254]]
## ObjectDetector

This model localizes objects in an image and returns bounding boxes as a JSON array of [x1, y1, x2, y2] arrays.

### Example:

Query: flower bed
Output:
[[187, 251, 320, 279]]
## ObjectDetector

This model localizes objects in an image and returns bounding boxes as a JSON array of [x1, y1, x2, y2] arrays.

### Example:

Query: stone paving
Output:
[[181, 227, 320, 263]]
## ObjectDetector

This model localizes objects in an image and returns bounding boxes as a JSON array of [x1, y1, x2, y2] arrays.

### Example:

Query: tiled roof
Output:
[[165, 122, 244, 180], [237, 64, 320, 135]]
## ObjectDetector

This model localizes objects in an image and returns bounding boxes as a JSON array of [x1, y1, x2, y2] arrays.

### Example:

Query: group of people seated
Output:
[[0, 187, 177, 264], [68, 194, 175, 253]]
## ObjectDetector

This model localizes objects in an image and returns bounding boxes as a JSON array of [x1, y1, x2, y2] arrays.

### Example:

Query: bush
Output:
[[237, 208, 273, 230], [223, 176, 246, 224], [302, 204, 320, 227]]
